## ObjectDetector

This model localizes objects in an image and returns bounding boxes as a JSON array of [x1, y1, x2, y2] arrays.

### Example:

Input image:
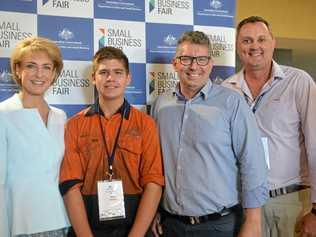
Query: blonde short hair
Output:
[[10, 36, 63, 86]]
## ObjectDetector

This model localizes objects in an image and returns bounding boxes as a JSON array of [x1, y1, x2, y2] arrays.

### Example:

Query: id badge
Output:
[[97, 179, 126, 221]]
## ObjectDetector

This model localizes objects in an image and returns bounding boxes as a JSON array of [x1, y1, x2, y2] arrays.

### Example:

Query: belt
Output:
[[160, 204, 240, 225], [269, 184, 310, 198]]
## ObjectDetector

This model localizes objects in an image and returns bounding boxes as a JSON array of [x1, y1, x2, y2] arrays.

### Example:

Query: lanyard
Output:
[[246, 76, 280, 113], [242, 91, 267, 114], [252, 92, 266, 113], [98, 105, 126, 181]]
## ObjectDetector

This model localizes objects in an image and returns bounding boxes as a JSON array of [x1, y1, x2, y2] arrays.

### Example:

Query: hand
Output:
[[298, 212, 316, 237], [238, 208, 261, 237], [237, 219, 261, 237], [151, 212, 163, 237]]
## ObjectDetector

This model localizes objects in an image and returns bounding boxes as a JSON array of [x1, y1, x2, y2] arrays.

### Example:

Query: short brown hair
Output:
[[237, 16, 273, 37], [92, 46, 129, 74], [10, 36, 63, 86], [175, 31, 211, 56]]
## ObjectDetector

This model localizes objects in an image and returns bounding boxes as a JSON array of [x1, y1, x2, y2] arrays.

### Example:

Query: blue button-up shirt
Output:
[[151, 80, 268, 216]]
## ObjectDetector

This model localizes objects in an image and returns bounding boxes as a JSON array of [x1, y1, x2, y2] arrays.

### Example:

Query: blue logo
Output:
[[149, 71, 155, 94], [98, 28, 107, 49], [193, 0, 235, 27], [210, 0, 222, 9], [0, 71, 12, 83], [58, 28, 74, 40], [0, 58, 20, 101], [149, 0, 155, 12], [163, 34, 177, 46], [38, 15, 93, 61], [43, 0, 50, 6], [146, 23, 192, 64]]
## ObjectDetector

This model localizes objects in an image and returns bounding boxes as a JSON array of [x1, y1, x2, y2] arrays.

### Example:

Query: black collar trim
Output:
[[84, 99, 131, 120]]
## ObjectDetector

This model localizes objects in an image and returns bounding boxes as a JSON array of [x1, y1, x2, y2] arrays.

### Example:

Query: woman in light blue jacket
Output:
[[0, 37, 69, 237]]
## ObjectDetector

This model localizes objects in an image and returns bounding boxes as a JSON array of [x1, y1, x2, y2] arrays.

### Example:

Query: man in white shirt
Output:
[[223, 15, 316, 237]]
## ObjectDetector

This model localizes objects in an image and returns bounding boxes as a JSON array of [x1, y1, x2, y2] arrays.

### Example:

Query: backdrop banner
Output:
[[0, 0, 236, 117]]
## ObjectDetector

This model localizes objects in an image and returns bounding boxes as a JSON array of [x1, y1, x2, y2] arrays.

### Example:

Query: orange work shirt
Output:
[[59, 100, 164, 196]]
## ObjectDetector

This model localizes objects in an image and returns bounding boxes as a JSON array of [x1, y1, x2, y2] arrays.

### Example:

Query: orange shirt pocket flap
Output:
[[119, 135, 142, 155], [78, 136, 102, 156]]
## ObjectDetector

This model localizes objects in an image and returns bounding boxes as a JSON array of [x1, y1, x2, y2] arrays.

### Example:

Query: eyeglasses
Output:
[[176, 56, 211, 66]]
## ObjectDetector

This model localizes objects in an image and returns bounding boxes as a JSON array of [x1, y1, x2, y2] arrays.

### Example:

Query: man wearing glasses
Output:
[[151, 30, 268, 237]]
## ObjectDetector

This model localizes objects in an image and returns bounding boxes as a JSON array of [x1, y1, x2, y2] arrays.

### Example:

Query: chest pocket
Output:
[[260, 96, 299, 132], [118, 134, 142, 156], [117, 134, 143, 180], [78, 135, 103, 160]]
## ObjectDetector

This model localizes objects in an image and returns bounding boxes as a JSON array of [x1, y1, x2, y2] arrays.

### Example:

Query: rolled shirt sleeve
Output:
[[139, 116, 164, 187]]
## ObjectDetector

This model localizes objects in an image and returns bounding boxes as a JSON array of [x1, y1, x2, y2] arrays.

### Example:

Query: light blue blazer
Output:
[[0, 94, 69, 236]]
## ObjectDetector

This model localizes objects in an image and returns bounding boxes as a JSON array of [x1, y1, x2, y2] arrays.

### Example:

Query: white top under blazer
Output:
[[0, 94, 69, 236]]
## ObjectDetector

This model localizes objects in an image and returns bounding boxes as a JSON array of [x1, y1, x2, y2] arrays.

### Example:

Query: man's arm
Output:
[[238, 208, 261, 237], [296, 72, 316, 236], [230, 95, 268, 237], [128, 182, 162, 237], [63, 188, 93, 237]]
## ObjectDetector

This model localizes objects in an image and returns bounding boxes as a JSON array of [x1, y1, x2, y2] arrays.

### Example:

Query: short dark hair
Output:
[[92, 46, 129, 73], [237, 16, 273, 37], [175, 31, 211, 56]]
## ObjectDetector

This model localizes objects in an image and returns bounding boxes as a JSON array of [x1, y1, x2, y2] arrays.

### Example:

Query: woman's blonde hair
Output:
[[10, 36, 63, 86]]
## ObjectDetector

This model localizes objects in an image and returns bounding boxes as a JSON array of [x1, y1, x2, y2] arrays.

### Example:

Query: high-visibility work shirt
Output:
[[59, 100, 164, 232]]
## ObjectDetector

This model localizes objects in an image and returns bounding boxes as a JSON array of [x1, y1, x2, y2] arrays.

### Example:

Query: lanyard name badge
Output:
[[97, 105, 126, 221]]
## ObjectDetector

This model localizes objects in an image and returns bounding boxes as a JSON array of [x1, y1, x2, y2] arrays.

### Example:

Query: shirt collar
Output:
[[228, 60, 284, 89], [270, 60, 285, 80], [11, 93, 55, 110], [85, 98, 131, 120], [174, 80, 213, 100]]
